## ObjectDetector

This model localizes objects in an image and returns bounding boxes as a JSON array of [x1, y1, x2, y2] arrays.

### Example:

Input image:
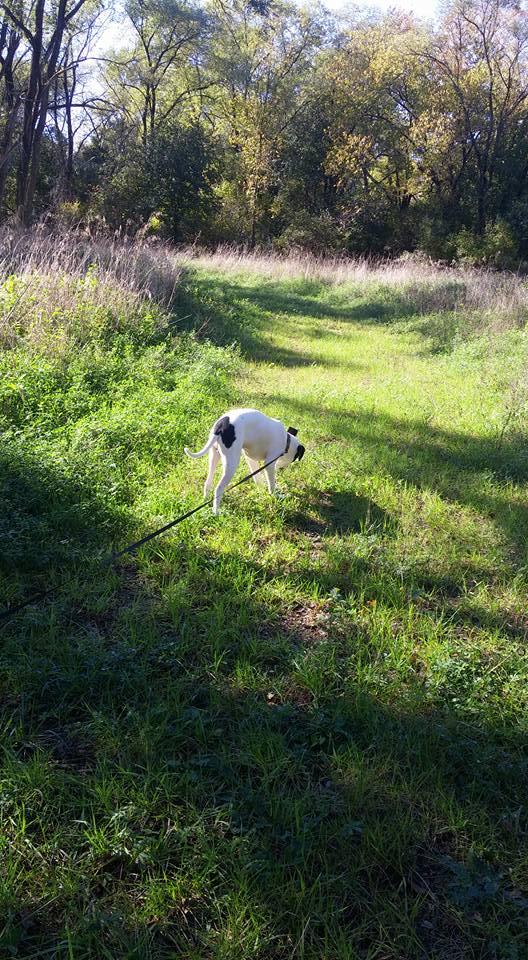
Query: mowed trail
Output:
[[194, 269, 528, 726], [228, 275, 500, 457], [221, 273, 527, 580]]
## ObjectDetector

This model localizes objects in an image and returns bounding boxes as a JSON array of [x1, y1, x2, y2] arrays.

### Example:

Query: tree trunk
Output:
[[15, 0, 75, 224], [476, 174, 487, 236], [0, 23, 20, 215], [249, 193, 257, 248], [16, 0, 45, 222]]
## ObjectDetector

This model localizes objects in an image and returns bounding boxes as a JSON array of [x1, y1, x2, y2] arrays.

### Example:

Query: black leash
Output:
[[0, 589, 49, 623], [110, 449, 286, 561], [0, 448, 289, 624]]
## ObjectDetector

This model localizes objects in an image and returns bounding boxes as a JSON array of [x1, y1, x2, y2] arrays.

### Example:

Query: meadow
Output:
[[1, 234, 527, 959]]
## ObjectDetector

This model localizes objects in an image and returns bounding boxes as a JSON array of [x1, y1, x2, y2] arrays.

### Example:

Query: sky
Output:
[[97, 0, 441, 54], [326, 0, 439, 17]]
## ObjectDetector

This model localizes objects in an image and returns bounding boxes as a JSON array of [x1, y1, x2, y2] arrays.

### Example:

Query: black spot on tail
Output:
[[214, 415, 236, 448]]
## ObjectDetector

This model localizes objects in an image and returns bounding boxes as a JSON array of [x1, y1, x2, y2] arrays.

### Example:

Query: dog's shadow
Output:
[[285, 488, 391, 536]]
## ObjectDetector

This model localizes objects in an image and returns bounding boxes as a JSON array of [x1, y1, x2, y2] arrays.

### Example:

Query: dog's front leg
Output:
[[264, 461, 277, 495], [243, 452, 266, 486]]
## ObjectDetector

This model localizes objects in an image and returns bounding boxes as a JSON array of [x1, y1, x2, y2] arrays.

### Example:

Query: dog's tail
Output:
[[184, 433, 216, 459]]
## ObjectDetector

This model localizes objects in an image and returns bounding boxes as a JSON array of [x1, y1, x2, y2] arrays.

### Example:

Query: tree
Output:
[[101, 0, 210, 147], [320, 13, 428, 252], [208, 0, 325, 245], [0, 0, 103, 223], [0, 14, 21, 213], [1, 0, 528, 259], [49, 8, 103, 200], [87, 120, 217, 238], [424, 0, 528, 236]]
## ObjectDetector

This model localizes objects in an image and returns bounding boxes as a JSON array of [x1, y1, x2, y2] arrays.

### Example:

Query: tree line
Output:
[[2, 0, 528, 263]]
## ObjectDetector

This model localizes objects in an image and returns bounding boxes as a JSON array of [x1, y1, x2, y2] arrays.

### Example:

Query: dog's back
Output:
[[224, 409, 284, 460]]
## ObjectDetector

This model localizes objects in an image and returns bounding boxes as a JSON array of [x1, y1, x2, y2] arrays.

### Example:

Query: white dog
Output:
[[184, 408, 305, 514]]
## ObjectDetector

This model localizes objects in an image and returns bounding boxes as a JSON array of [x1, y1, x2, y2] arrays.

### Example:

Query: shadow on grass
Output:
[[0, 440, 128, 612], [172, 273, 416, 367], [268, 393, 528, 560], [0, 424, 525, 955], [284, 487, 391, 537], [2, 270, 527, 956], [174, 271, 480, 373], [192, 277, 417, 325], [1, 529, 527, 957]]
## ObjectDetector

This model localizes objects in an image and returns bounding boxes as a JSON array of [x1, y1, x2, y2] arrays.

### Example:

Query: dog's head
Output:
[[277, 426, 305, 468]]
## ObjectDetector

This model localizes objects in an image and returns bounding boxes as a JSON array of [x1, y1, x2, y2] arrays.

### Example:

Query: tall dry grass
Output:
[[0, 229, 185, 352], [0, 228, 184, 304], [187, 245, 528, 328], [1, 230, 527, 348]]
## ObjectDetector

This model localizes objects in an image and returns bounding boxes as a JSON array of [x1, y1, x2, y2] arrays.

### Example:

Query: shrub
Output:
[[54, 200, 83, 228], [454, 221, 519, 269], [274, 211, 346, 254], [90, 125, 218, 241]]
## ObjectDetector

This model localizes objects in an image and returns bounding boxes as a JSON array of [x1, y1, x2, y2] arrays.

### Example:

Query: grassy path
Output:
[[1, 264, 528, 958]]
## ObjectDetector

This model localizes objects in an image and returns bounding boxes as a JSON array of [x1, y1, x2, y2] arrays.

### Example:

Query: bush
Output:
[[454, 221, 519, 269], [274, 211, 346, 254], [54, 200, 83, 228]]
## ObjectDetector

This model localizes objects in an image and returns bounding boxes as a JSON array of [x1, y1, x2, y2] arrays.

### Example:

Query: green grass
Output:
[[1, 255, 528, 959]]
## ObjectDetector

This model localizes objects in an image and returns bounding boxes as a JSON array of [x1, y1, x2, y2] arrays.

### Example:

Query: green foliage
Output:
[[0, 270, 163, 354], [273, 210, 346, 254], [5, 0, 527, 261], [0, 265, 239, 565], [455, 221, 520, 269], [54, 199, 83, 227], [91, 124, 218, 239]]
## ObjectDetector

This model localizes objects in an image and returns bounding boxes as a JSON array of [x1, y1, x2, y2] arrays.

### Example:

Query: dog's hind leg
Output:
[[213, 449, 239, 515], [204, 444, 220, 496]]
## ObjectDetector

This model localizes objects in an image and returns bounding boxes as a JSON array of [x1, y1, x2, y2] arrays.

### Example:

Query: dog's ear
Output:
[[293, 444, 305, 462], [287, 426, 298, 436]]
